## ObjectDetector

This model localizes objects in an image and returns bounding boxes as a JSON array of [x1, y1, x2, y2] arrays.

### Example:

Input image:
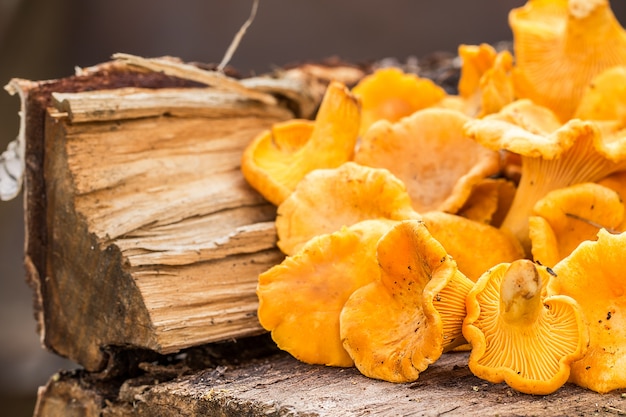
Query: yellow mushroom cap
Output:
[[575, 65, 626, 164], [456, 177, 517, 227], [421, 211, 524, 282], [597, 170, 626, 232], [529, 182, 624, 266], [355, 108, 501, 213], [351, 67, 446, 136], [257, 219, 395, 367], [276, 161, 420, 255], [464, 99, 582, 158], [549, 229, 626, 393], [241, 80, 360, 205], [457, 43, 515, 118], [458, 43, 499, 100], [510, 0, 626, 122], [575, 65, 626, 121], [463, 259, 588, 395], [340, 220, 473, 383], [477, 49, 515, 118], [478, 99, 563, 138]]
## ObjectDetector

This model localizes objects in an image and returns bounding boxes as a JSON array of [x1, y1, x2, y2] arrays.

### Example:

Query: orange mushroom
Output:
[[549, 229, 626, 393], [574, 66, 626, 164], [340, 220, 473, 382], [529, 182, 624, 266], [241, 80, 360, 205], [463, 259, 588, 395], [456, 43, 515, 118], [456, 177, 516, 227], [275, 161, 420, 255], [457, 43, 498, 102], [355, 108, 501, 214], [468, 99, 562, 145], [597, 170, 626, 232], [465, 99, 626, 253], [510, 0, 626, 122], [351, 67, 446, 136], [257, 219, 395, 367], [575, 65, 626, 121], [421, 211, 524, 282]]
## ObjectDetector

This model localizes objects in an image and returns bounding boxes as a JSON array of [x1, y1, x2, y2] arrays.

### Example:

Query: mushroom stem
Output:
[[500, 260, 543, 325], [500, 156, 565, 255]]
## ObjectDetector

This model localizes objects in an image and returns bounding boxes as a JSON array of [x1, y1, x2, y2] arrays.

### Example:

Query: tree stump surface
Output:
[[34, 337, 626, 417]]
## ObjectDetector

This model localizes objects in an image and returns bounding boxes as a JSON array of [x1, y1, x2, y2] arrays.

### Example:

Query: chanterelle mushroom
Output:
[[241, 80, 360, 205], [257, 219, 395, 367], [529, 182, 624, 266], [456, 178, 516, 227], [510, 0, 626, 122], [355, 108, 501, 214], [455, 43, 515, 118], [421, 211, 524, 282], [574, 65, 626, 121], [597, 170, 626, 232], [465, 99, 626, 253], [351, 67, 446, 136], [340, 220, 473, 382], [548, 229, 626, 393], [463, 259, 588, 395], [457, 43, 499, 104], [276, 161, 420, 255]]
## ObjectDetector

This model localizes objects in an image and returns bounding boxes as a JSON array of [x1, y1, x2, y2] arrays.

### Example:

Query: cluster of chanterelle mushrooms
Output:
[[240, 0, 626, 395]]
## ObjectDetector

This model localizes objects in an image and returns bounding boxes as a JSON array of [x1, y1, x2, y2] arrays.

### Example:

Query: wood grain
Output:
[[35, 342, 626, 417], [42, 98, 287, 371], [23, 61, 366, 371]]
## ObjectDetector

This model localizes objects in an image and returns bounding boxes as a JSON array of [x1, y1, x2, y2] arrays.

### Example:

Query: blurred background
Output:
[[1, 1, 624, 415]]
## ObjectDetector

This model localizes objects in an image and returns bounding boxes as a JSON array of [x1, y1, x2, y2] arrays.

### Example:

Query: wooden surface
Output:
[[34, 336, 626, 417]]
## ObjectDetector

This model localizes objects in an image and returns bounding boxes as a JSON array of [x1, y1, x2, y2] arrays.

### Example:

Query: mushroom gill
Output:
[[510, 0, 626, 122], [463, 259, 588, 395]]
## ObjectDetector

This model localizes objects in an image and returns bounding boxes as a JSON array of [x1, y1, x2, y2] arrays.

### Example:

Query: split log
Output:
[[10, 57, 365, 371], [33, 335, 625, 417]]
